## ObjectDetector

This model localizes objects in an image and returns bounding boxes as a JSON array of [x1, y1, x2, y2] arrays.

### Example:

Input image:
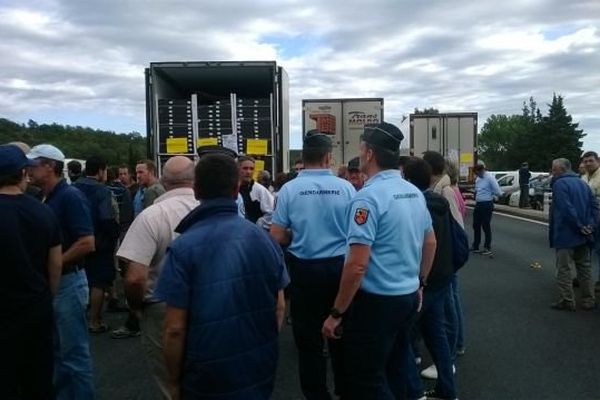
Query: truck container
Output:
[[409, 112, 478, 183], [145, 61, 289, 177], [302, 98, 383, 166]]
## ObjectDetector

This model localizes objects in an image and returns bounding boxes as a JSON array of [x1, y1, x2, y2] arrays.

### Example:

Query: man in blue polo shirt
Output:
[[155, 154, 289, 400], [472, 161, 502, 255], [322, 123, 437, 399], [28, 144, 96, 400], [271, 130, 355, 399]]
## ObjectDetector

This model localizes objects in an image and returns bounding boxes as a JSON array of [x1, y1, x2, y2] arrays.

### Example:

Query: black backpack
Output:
[[450, 215, 469, 271]]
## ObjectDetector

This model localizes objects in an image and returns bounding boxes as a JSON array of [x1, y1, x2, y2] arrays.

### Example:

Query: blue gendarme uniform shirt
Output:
[[347, 170, 433, 296], [272, 169, 356, 259], [44, 179, 94, 265], [475, 171, 502, 202]]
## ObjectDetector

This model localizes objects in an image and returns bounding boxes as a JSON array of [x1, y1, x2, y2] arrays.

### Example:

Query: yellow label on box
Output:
[[252, 159, 266, 181], [166, 138, 189, 154], [197, 137, 219, 147], [246, 139, 269, 156], [460, 153, 474, 163]]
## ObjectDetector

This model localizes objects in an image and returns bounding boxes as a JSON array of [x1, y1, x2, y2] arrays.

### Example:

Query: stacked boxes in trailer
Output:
[[409, 112, 478, 183], [302, 98, 384, 167], [145, 61, 290, 177]]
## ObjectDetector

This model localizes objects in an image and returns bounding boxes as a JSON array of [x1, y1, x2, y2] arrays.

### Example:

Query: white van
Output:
[[496, 171, 548, 194]]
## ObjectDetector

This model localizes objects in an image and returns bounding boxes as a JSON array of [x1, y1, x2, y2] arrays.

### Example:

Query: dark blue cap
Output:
[[0, 144, 38, 176], [303, 129, 333, 149], [361, 122, 404, 152]]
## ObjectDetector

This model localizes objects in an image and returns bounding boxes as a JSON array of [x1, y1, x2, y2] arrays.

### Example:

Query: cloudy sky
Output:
[[1, 0, 599, 150]]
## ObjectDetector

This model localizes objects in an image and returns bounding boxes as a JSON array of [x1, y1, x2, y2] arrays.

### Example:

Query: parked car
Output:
[[503, 174, 551, 208]]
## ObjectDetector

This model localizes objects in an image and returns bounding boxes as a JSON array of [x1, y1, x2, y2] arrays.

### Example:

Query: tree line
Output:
[[0, 118, 147, 168], [478, 94, 585, 172]]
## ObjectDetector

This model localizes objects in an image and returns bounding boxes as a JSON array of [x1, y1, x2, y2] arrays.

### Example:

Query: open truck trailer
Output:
[[145, 61, 289, 177]]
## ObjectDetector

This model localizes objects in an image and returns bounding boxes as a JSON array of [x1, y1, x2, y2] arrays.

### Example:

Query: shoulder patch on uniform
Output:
[[354, 208, 369, 225]]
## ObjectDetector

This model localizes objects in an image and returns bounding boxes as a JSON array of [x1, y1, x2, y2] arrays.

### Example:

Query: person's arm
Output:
[[322, 244, 370, 338], [276, 290, 285, 331], [553, 182, 582, 230], [47, 245, 62, 295], [63, 235, 95, 267], [124, 261, 149, 318], [163, 306, 188, 400], [270, 187, 290, 245], [490, 174, 503, 197], [270, 224, 291, 246], [260, 186, 275, 214], [420, 230, 437, 283]]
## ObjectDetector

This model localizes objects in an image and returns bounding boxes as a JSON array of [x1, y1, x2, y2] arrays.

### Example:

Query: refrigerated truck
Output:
[[145, 61, 289, 177], [409, 112, 478, 183], [302, 98, 384, 166]]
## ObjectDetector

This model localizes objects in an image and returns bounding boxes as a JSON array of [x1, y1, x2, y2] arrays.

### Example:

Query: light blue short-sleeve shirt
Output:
[[347, 170, 433, 296], [272, 169, 356, 259]]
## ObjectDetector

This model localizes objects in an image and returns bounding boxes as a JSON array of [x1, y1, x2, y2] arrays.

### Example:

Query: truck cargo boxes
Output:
[[146, 61, 289, 176]]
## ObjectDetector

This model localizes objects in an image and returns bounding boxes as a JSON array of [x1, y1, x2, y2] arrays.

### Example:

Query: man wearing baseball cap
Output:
[[347, 156, 364, 191], [322, 122, 437, 398], [0, 144, 62, 398], [28, 144, 96, 399]]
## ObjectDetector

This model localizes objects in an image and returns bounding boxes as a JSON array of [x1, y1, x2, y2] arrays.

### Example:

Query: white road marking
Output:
[[466, 206, 549, 226], [493, 212, 549, 226]]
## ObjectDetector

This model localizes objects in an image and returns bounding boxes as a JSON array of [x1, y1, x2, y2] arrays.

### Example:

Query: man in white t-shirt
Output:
[[114, 156, 198, 399], [238, 156, 274, 223]]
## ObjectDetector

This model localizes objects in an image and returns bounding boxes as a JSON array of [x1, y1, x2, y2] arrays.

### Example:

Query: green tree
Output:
[[478, 114, 530, 169], [479, 94, 584, 171], [529, 94, 585, 171], [0, 117, 148, 167]]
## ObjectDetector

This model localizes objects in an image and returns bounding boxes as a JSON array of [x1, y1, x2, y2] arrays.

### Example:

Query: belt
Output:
[[62, 265, 82, 276]]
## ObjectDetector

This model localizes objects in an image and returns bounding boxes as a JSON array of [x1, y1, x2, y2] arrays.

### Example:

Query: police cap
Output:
[[197, 145, 238, 159], [303, 129, 332, 150], [361, 122, 404, 153]]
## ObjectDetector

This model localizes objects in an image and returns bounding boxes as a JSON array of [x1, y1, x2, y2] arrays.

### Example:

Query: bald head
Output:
[[161, 156, 194, 190]]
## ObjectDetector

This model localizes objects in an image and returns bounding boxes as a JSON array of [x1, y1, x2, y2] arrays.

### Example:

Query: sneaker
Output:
[[110, 325, 141, 339], [420, 364, 456, 380], [469, 247, 482, 253], [456, 348, 466, 356], [481, 248, 492, 256], [550, 300, 576, 311], [424, 389, 458, 400]]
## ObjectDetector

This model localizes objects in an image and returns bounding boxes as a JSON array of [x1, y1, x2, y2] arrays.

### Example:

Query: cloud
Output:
[[0, 0, 599, 153]]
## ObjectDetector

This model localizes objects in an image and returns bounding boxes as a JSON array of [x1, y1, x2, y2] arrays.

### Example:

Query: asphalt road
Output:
[[92, 211, 600, 399]]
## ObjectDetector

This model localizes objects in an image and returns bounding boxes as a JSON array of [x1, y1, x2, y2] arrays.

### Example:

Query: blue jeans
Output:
[[450, 274, 465, 353], [402, 285, 456, 399], [54, 269, 95, 400]]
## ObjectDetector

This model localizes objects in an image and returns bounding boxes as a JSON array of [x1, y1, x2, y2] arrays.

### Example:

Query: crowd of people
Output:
[[6, 122, 599, 400]]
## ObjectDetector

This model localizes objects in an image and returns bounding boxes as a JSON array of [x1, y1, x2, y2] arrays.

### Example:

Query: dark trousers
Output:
[[472, 200, 494, 250], [519, 185, 529, 208], [342, 290, 418, 400], [1, 299, 55, 399], [289, 255, 344, 400]]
